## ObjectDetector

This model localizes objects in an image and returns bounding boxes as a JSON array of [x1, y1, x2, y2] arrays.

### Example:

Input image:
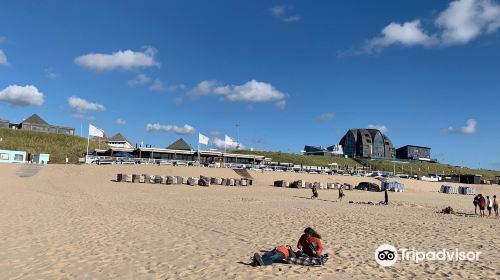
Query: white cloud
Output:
[[0, 85, 44, 106], [361, 0, 500, 53], [146, 123, 196, 135], [368, 124, 389, 134], [189, 80, 287, 105], [271, 5, 287, 17], [444, 119, 477, 134], [365, 20, 437, 52], [75, 46, 159, 71], [72, 114, 95, 121], [68, 96, 105, 113], [0, 50, 7, 65], [128, 74, 152, 86], [188, 80, 218, 97], [222, 80, 285, 102], [148, 79, 185, 92], [116, 118, 126, 125], [212, 137, 246, 150], [270, 5, 302, 22], [436, 0, 500, 44], [128, 74, 184, 93], [148, 79, 167, 92], [318, 112, 335, 121], [44, 68, 60, 79]]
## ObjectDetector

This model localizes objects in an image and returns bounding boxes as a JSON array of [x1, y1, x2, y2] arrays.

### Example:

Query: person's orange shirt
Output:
[[297, 234, 324, 255], [276, 246, 290, 258]]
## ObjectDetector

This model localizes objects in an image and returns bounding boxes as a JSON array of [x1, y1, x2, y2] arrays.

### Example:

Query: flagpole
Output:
[[197, 134, 201, 164], [86, 123, 90, 163]]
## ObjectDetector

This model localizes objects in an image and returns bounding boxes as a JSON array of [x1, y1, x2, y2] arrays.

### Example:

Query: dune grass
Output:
[[0, 128, 106, 164], [231, 150, 500, 180], [229, 150, 360, 168]]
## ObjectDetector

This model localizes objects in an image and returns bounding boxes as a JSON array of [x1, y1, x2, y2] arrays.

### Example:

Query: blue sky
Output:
[[0, 0, 499, 170]]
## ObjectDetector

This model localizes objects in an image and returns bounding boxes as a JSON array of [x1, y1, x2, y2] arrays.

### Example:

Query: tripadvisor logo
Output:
[[375, 244, 481, 267]]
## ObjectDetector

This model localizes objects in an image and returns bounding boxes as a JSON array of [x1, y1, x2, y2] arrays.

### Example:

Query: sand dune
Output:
[[0, 164, 498, 279]]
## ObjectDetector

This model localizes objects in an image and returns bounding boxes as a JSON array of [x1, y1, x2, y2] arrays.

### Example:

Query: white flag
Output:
[[88, 124, 104, 138], [199, 133, 209, 145]]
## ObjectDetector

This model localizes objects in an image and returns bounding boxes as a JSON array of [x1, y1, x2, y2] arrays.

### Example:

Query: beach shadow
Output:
[[293, 196, 338, 203], [237, 261, 254, 267]]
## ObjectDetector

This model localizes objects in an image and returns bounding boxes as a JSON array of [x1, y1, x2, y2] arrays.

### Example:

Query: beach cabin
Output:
[[0, 149, 27, 163], [32, 154, 50, 164]]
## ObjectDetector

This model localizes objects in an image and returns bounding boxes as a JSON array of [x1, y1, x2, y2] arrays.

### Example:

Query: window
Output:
[[14, 154, 24, 161], [0, 153, 9, 160]]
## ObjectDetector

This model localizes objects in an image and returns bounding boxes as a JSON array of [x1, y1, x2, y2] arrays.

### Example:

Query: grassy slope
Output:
[[0, 128, 105, 164], [231, 150, 500, 180], [229, 150, 360, 168]]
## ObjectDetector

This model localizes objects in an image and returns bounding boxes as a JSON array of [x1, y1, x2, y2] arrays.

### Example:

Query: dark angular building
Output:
[[396, 145, 431, 161], [4, 114, 75, 135], [166, 138, 193, 151], [339, 128, 395, 159]]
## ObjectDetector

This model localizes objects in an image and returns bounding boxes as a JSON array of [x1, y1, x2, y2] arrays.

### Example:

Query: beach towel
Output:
[[286, 254, 329, 267]]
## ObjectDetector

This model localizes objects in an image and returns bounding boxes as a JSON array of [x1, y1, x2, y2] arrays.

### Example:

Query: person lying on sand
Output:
[[252, 245, 294, 266], [297, 227, 324, 257]]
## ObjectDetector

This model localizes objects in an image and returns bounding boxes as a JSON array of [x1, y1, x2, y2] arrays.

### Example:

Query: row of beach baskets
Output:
[[116, 174, 252, 187], [382, 181, 405, 192], [440, 185, 476, 195], [273, 180, 352, 190]]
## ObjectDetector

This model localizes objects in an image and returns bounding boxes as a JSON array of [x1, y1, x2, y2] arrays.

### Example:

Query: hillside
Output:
[[231, 150, 500, 180], [0, 128, 105, 164], [229, 150, 359, 168], [362, 159, 500, 180]]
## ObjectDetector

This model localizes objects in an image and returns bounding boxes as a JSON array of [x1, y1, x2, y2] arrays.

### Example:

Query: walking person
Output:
[[311, 184, 319, 199], [338, 186, 345, 202], [383, 188, 389, 205], [478, 194, 486, 217], [493, 195, 498, 217], [486, 196, 493, 217], [473, 195, 480, 215]]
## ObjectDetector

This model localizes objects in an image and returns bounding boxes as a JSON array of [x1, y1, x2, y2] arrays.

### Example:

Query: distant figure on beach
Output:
[[311, 184, 319, 199], [478, 194, 486, 217], [252, 245, 293, 266], [486, 196, 493, 216], [383, 188, 389, 205], [297, 227, 324, 257], [473, 195, 480, 215], [338, 186, 345, 202], [493, 195, 498, 217]]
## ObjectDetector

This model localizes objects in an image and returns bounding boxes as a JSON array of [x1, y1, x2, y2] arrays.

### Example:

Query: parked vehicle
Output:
[[355, 182, 381, 192]]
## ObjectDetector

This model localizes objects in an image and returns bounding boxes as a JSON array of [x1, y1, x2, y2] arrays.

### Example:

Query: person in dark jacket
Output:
[[384, 188, 389, 205], [311, 184, 319, 199], [473, 195, 480, 215]]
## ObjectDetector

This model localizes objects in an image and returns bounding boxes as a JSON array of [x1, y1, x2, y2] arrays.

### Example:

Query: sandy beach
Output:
[[0, 164, 498, 279]]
